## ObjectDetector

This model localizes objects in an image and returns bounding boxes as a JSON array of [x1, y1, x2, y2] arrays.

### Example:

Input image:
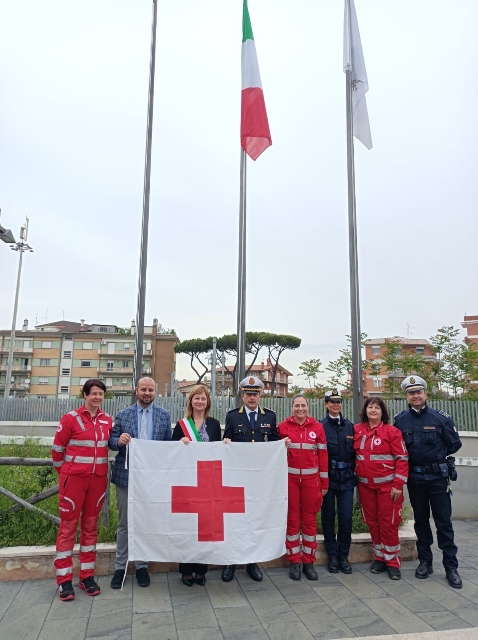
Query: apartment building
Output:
[[0, 318, 178, 398], [364, 336, 435, 397], [462, 315, 478, 348], [216, 358, 292, 397]]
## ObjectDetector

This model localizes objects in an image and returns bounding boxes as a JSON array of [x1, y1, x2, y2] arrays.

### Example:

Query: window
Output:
[[40, 359, 51, 366], [80, 378, 89, 385], [64, 334, 72, 340], [122, 378, 128, 384], [37, 395, 47, 399], [83, 342, 93, 350], [123, 361, 130, 368], [107, 362, 114, 372], [372, 346, 380, 356], [373, 378, 382, 388], [61, 368, 71, 376], [81, 360, 91, 367], [39, 377, 48, 384], [124, 343, 130, 350], [41, 341, 52, 348], [105, 378, 113, 387], [60, 386, 69, 393], [416, 347, 424, 355], [63, 350, 72, 359]]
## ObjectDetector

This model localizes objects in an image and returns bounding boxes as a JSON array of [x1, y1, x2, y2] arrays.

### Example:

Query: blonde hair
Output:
[[185, 384, 211, 419]]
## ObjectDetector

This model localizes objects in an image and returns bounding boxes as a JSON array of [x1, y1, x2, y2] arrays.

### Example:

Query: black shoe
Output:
[[246, 563, 263, 582], [79, 576, 101, 596], [387, 567, 401, 580], [194, 575, 206, 586], [222, 565, 235, 582], [110, 569, 126, 589], [181, 576, 194, 587], [289, 562, 301, 580], [302, 563, 318, 580], [415, 562, 433, 579], [339, 558, 352, 574], [370, 560, 387, 574], [328, 557, 339, 574], [136, 568, 150, 587], [446, 569, 462, 589], [58, 580, 75, 601]]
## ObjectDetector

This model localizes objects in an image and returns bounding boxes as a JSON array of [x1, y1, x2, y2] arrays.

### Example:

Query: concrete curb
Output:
[[341, 631, 478, 640], [0, 521, 417, 581]]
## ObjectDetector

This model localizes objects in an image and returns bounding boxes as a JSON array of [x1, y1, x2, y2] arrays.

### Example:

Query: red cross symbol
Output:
[[171, 461, 245, 542]]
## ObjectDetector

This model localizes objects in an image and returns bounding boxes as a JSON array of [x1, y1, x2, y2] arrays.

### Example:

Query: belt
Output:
[[330, 461, 354, 470], [412, 460, 446, 474]]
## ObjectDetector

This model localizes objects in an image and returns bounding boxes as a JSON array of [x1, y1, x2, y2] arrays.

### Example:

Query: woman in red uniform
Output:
[[278, 394, 328, 581], [51, 379, 113, 601], [354, 397, 408, 580]]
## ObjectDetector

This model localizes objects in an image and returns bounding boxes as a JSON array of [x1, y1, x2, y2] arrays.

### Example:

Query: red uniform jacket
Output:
[[278, 416, 329, 491], [353, 422, 408, 490], [51, 405, 112, 476]]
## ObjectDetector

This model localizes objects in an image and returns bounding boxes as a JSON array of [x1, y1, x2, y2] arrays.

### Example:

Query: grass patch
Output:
[[316, 498, 410, 534], [0, 439, 118, 547]]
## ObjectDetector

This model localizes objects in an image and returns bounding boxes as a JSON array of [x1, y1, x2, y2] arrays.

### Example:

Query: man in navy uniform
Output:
[[394, 375, 462, 589], [320, 389, 356, 574], [222, 375, 278, 583]]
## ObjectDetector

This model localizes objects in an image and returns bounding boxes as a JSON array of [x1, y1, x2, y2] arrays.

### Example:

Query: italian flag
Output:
[[241, 0, 272, 161]]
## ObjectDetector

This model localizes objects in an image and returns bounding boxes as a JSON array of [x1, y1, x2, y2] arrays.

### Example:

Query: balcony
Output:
[[0, 382, 30, 390], [0, 346, 33, 354], [99, 348, 153, 356], [0, 365, 31, 372], [99, 367, 134, 374]]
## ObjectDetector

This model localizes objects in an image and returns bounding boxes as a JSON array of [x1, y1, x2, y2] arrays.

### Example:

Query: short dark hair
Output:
[[82, 379, 106, 397], [360, 397, 390, 424]]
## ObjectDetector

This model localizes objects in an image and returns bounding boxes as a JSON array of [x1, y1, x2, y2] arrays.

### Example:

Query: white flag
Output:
[[127, 440, 287, 565], [343, 0, 372, 150]]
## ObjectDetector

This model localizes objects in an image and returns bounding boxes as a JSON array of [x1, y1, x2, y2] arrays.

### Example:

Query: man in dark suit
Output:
[[222, 376, 278, 583], [108, 377, 171, 588]]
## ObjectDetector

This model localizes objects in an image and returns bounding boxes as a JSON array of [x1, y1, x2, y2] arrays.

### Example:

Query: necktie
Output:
[[140, 409, 148, 440], [249, 411, 256, 429]]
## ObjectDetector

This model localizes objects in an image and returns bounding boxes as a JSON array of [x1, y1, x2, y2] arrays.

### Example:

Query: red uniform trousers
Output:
[[54, 472, 107, 585], [357, 483, 404, 569], [286, 474, 322, 564]]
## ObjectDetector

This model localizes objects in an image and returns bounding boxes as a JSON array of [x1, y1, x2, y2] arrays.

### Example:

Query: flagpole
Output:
[[345, 69, 363, 423], [235, 148, 247, 405], [133, 0, 158, 400]]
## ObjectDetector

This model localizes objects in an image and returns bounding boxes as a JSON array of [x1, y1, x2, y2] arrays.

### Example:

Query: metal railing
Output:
[[0, 397, 477, 430]]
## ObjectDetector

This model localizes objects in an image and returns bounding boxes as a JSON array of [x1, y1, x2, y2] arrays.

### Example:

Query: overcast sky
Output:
[[1, 0, 477, 385]]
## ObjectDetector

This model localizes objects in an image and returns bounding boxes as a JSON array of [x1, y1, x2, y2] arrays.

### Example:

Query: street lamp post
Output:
[[4, 218, 33, 398]]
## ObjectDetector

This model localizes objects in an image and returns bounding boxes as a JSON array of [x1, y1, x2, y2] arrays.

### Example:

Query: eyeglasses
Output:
[[328, 400, 342, 404]]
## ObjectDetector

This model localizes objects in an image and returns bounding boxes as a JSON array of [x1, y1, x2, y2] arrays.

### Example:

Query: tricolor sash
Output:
[[178, 418, 202, 442]]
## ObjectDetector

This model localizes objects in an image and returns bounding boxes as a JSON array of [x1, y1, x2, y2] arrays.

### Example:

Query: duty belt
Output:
[[412, 460, 446, 474], [330, 461, 354, 470]]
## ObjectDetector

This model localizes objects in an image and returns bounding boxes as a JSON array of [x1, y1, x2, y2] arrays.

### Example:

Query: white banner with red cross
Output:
[[127, 440, 287, 564]]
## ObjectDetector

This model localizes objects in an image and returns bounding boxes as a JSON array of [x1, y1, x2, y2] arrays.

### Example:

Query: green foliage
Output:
[[75, 390, 115, 400], [0, 440, 118, 547], [429, 326, 478, 398], [326, 333, 367, 392], [298, 359, 323, 390], [316, 499, 410, 534]]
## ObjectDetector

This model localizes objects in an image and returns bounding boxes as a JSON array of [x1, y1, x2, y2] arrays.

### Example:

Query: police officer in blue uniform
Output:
[[320, 389, 356, 574], [222, 376, 278, 583], [394, 376, 462, 588]]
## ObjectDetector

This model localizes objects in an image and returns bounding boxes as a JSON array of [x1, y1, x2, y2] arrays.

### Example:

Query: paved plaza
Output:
[[1, 519, 478, 640]]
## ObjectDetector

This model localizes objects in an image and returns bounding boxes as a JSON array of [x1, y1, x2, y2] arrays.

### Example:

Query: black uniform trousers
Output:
[[321, 487, 354, 560], [407, 477, 458, 570], [179, 562, 208, 576]]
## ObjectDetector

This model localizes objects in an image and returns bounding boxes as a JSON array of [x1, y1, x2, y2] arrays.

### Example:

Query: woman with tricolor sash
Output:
[[172, 384, 221, 586]]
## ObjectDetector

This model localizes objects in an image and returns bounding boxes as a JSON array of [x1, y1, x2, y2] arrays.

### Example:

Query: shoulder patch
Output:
[[259, 406, 265, 415], [437, 410, 450, 418], [394, 410, 406, 420]]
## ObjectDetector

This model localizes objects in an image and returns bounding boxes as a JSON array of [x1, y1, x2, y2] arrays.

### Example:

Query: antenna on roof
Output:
[[406, 323, 416, 339]]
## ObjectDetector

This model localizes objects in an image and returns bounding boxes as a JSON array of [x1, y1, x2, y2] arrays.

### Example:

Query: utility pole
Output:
[[5, 219, 34, 398]]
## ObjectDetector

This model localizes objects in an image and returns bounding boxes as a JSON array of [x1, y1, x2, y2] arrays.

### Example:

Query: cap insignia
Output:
[[410, 377, 415, 384], [249, 377, 255, 385]]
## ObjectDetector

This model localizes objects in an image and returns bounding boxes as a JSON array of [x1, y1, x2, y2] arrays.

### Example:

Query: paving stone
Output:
[[12, 578, 57, 606], [95, 575, 133, 600], [171, 593, 211, 608], [340, 613, 395, 637], [176, 628, 223, 640], [235, 571, 275, 591], [297, 609, 354, 638], [167, 576, 205, 596], [0, 602, 51, 639], [148, 572, 168, 583], [132, 612, 177, 640], [313, 585, 373, 617], [206, 578, 250, 608], [333, 570, 388, 598], [173, 594, 218, 630], [361, 596, 434, 633], [252, 603, 299, 625], [87, 599, 132, 638], [274, 582, 323, 604], [0, 580, 23, 619], [215, 606, 262, 630], [262, 619, 315, 640], [221, 628, 269, 640], [244, 589, 288, 608], [427, 591, 478, 626], [416, 609, 473, 631], [133, 580, 171, 613], [47, 590, 93, 619], [392, 589, 444, 613], [289, 600, 333, 617], [39, 617, 89, 640]]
